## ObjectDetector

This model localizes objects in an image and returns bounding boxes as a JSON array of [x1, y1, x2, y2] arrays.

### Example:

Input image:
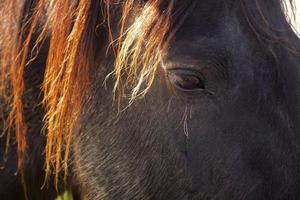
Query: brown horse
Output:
[[1, 0, 300, 199]]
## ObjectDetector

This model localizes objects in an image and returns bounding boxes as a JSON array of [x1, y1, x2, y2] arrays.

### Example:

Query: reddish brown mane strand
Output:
[[113, 0, 176, 104], [42, 0, 95, 186], [0, 0, 177, 185], [0, 0, 46, 198]]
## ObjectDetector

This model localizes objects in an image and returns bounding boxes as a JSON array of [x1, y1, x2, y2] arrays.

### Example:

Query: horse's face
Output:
[[75, 1, 300, 199]]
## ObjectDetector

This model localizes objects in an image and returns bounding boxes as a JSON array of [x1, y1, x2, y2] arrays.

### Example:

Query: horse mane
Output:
[[0, 0, 299, 186]]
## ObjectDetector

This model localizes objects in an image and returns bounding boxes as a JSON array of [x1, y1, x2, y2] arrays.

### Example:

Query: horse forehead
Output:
[[168, 15, 245, 65], [175, 1, 234, 39], [173, 15, 239, 51], [189, 0, 226, 22]]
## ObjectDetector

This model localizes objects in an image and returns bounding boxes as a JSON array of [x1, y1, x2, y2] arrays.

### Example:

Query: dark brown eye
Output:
[[167, 71, 205, 91]]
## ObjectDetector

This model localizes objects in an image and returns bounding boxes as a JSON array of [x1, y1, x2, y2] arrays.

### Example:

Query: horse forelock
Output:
[[0, 0, 299, 186]]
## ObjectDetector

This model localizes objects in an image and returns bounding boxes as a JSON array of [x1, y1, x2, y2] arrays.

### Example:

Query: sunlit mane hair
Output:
[[0, 0, 299, 186]]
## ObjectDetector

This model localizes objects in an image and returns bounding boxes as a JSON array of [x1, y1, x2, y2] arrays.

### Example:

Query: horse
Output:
[[0, 0, 300, 199]]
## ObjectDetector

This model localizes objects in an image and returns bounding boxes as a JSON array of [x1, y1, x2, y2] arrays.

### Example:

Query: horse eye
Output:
[[167, 70, 205, 91]]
